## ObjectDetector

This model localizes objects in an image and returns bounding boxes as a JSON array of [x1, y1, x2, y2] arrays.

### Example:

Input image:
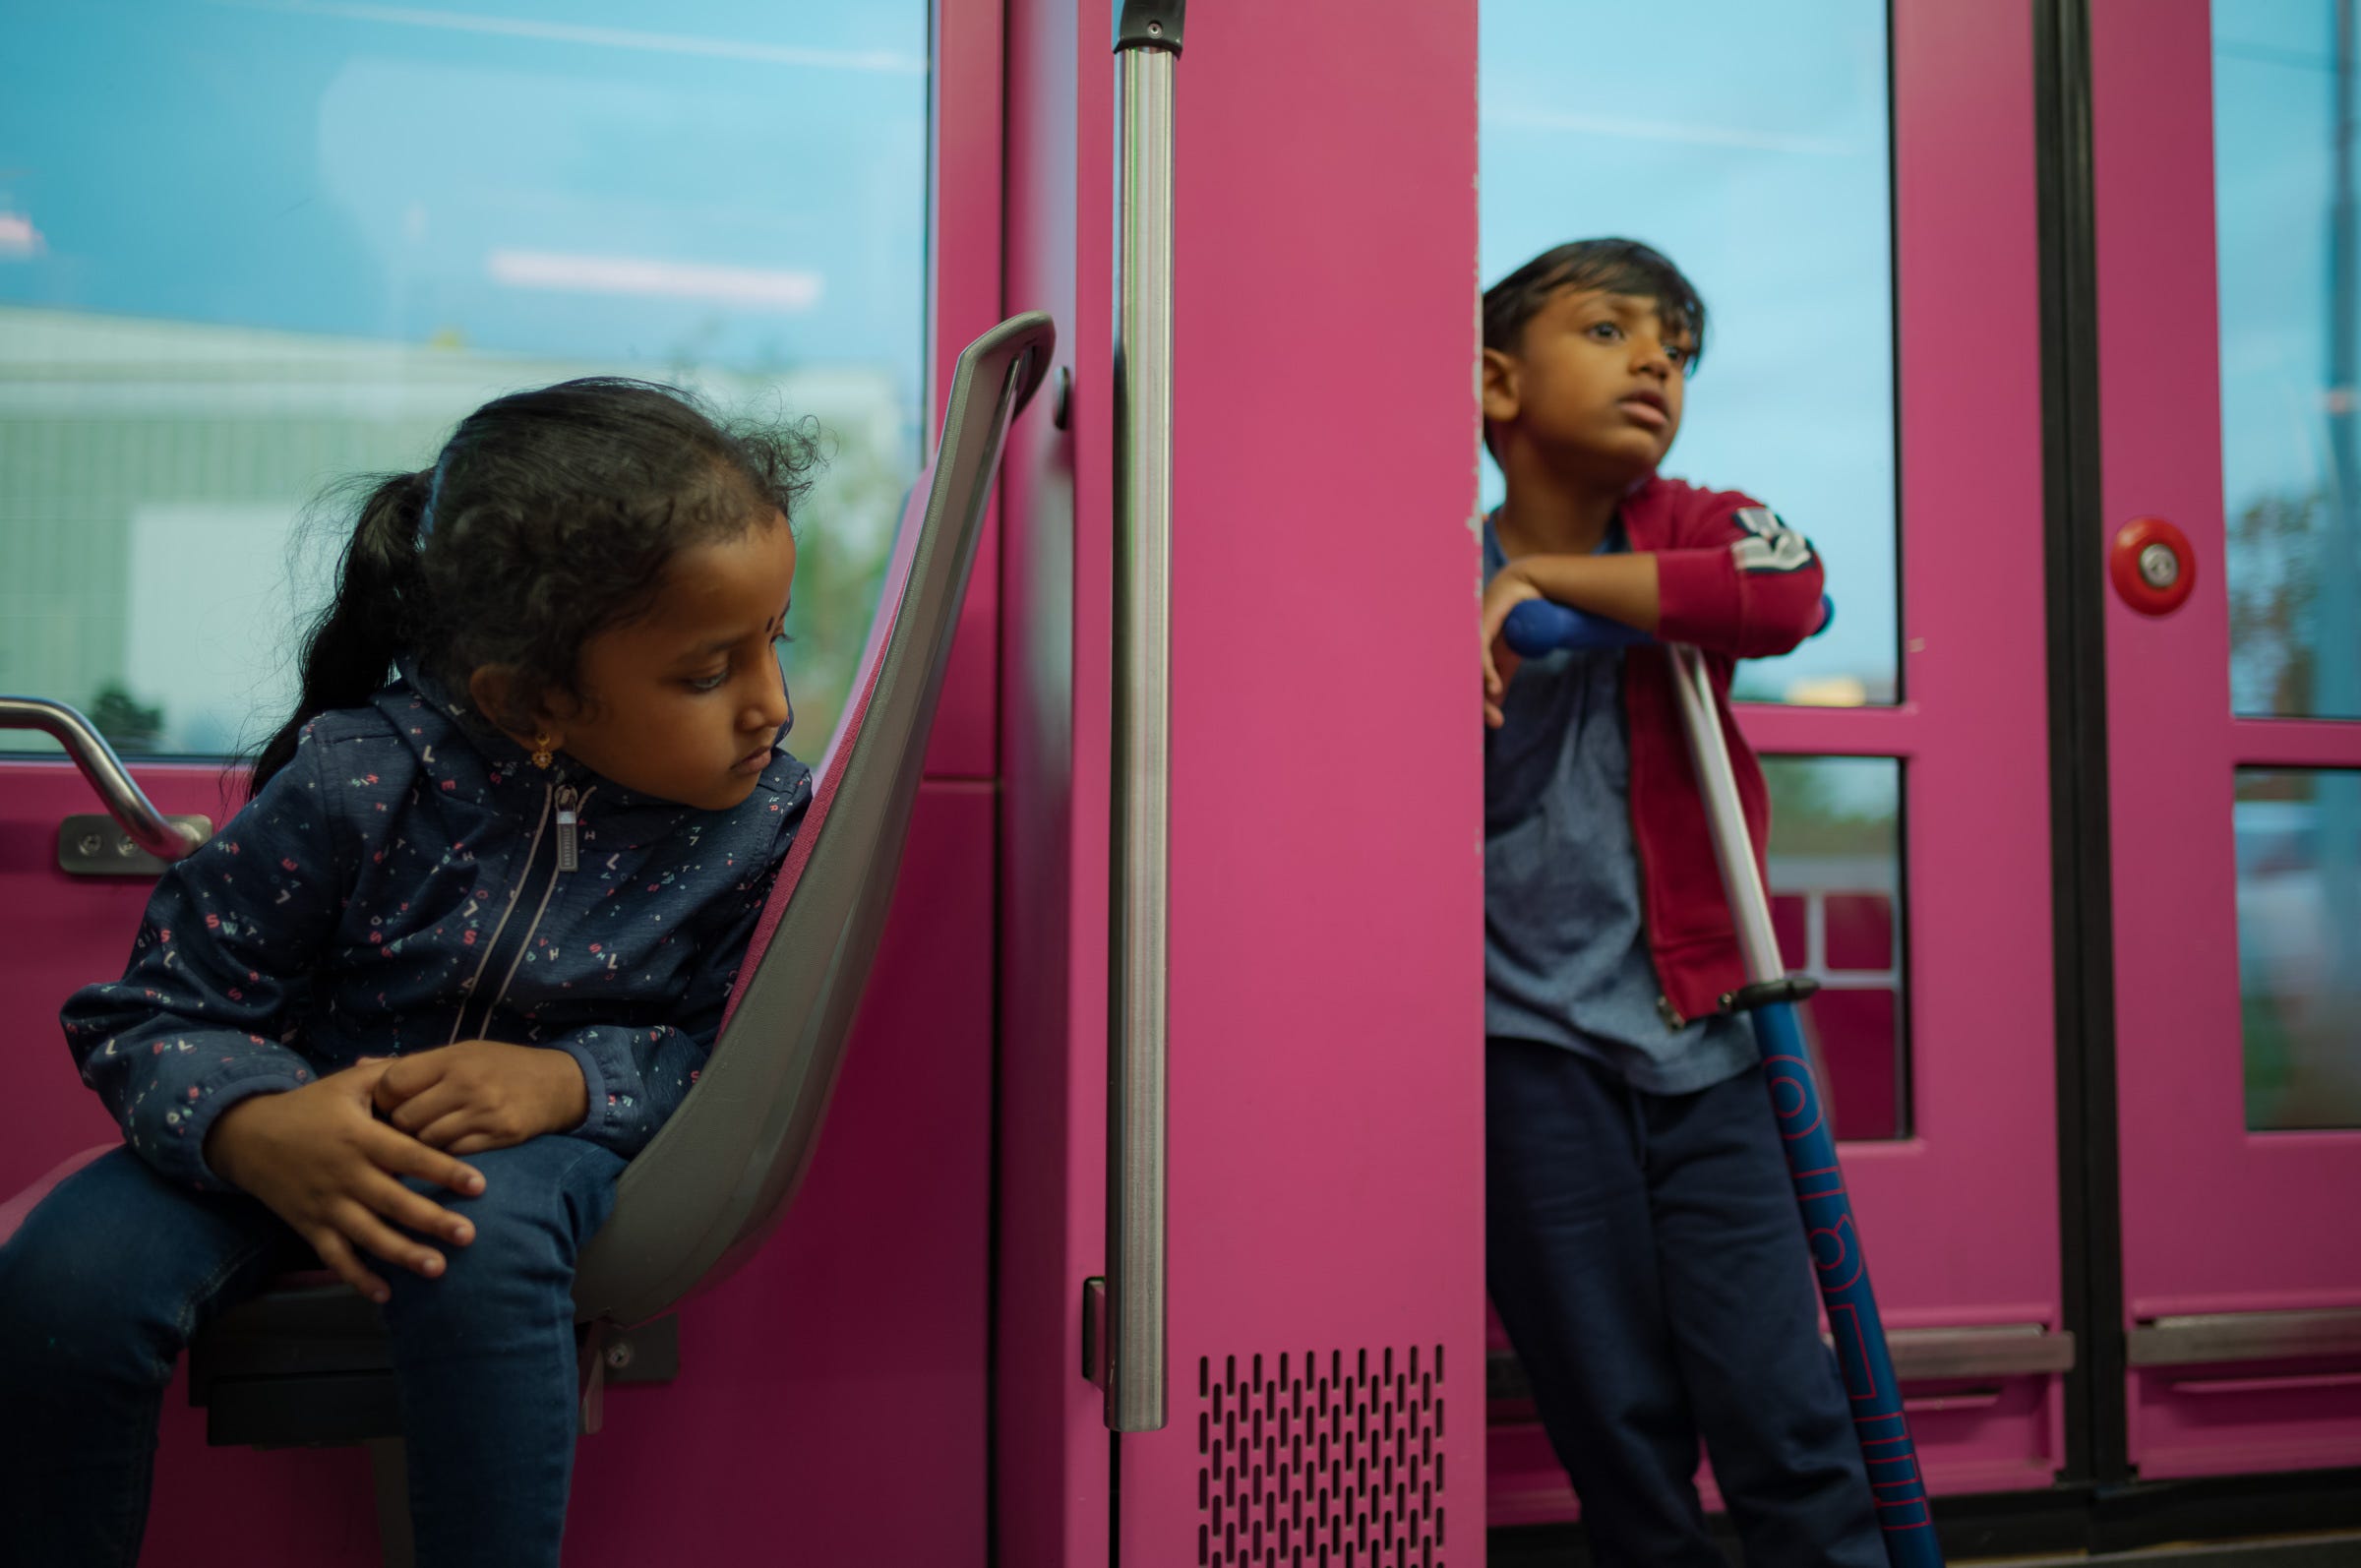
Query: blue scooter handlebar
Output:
[[1502, 593, 1836, 658]]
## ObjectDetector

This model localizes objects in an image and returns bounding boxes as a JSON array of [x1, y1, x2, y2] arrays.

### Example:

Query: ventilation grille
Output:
[[1196, 1345, 1446, 1567]]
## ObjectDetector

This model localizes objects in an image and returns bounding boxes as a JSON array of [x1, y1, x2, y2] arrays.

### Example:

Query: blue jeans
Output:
[[1486, 1036, 1885, 1568], [0, 1135, 626, 1568]]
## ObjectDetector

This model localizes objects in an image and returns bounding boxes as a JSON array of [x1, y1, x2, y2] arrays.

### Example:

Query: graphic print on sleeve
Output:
[[1729, 506, 1814, 574]]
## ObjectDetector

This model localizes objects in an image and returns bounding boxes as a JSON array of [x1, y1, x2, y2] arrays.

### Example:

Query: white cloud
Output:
[[0, 212, 47, 260]]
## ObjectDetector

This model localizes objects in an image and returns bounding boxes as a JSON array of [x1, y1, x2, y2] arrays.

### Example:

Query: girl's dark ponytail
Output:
[[247, 470, 431, 791], [241, 377, 819, 796]]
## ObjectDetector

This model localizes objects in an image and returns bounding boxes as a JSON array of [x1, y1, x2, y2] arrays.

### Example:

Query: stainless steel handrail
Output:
[[1108, 0, 1182, 1435], [2129, 1306, 2361, 1367], [1, 696, 205, 861], [1488, 1322, 2076, 1399]]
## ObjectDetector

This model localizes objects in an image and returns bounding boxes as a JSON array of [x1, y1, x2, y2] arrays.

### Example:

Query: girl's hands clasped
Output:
[[204, 1059, 486, 1304], [373, 1039, 591, 1156], [206, 1043, 587, 1303]]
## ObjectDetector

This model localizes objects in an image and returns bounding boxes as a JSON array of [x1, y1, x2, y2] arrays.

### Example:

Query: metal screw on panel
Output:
[[604, 1340, 635, 1371], [115, 836, 138, 857], [2138, 541, 2180, 590], [77, 831, 103, 857]]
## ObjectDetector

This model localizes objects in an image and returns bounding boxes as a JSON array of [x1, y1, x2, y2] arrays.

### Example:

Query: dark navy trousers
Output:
[[1485, 1035, 1885, 1568], [0, 1136, 626, 1568]]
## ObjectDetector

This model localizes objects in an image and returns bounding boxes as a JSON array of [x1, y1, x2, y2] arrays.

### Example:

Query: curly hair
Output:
[[249, 378, 823, 789]]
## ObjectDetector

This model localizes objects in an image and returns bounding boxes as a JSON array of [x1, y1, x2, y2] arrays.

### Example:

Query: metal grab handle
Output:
[[1107, 0, 1183, 1435], [0, 696, 204, 861]]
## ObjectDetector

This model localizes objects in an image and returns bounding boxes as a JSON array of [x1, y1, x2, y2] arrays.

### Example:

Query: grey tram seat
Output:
[[183, 313, 1055, 1475]]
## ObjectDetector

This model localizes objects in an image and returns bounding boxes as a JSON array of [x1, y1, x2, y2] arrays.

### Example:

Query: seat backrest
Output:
[[572, 312, 1055, 1326]]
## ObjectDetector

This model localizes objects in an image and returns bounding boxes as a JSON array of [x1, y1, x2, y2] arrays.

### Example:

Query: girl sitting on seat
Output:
[[0, 379, 817, 1568]]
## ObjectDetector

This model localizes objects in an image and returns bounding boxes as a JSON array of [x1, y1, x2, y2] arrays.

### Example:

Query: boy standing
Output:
[[1477, 238, 1885, 1567]]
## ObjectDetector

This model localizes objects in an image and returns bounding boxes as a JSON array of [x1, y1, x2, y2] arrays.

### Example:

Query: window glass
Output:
[[1480, 1, 1897, 706], [0, 2, 928, 758], [2214, 3, 2361, 721], [2237, 767, 2361, 1130], [1764, 755, 1907, 1140]]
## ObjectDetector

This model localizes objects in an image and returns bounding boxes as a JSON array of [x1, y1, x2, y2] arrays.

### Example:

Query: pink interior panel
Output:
[[1774, 894, 1809, 966], [0, 763, 234, 1200], [569, 781, 994, 1565], [1815, 990, 1901, 1144], [2090, 0, 2249, 1314], [992, 0, 1115, 1559], [2091, 0, 2361, 1475], [1791, 0, 2059, 1472], [1798, 0, 2059, 1354], [1107, 4, 1486, 1561], [2131, 1362, 2361, 1479], [916, 0, 1006, 785], [1490, 1371, 2060, 1530], [1825, 895, 1895, 973]]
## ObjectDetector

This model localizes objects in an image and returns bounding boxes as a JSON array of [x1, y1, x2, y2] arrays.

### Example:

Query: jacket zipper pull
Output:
[[555, 785, 580, 873]]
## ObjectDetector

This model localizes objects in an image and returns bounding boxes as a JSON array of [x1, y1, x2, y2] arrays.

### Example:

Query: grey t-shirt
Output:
[[1483, 516, 1755, 1095]]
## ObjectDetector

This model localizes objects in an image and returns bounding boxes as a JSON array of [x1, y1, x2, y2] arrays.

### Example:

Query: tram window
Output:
[[1479, 0, 1897, 708], [2237, 768, 2361, 1131], [0, 3, 928, 759], [1763, 755, 1908, 1141], [2216, 5, 2361, 721]]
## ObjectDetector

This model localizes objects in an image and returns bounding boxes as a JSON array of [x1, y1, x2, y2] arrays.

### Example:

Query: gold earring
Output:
[[531, 735, 554, 770]]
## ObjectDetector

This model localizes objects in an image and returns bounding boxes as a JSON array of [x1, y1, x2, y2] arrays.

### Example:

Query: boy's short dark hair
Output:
[[1482, 238, 1708, 369]]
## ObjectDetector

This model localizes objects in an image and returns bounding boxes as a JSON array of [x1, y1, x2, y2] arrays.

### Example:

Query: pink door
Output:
[[0, 5, 1008, 1562], [1479, 0, 2072, 1515], [2092, 0, 2361, 1478], [995, 4, 1486, 1563]]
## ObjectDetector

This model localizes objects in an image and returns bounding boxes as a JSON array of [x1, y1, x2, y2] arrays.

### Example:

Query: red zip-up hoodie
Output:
[[1616, 475, 1825, 1024]]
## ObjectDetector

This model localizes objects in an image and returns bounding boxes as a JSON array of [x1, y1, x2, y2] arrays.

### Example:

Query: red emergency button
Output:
[[2110, 516, 2195, 616]]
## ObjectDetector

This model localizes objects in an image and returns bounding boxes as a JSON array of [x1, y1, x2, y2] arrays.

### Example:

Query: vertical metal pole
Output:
[[1108, 0, 1182, 1435]]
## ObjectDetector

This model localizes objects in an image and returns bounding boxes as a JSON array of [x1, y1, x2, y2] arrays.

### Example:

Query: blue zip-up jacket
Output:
[[61, 656, 814, 1192]]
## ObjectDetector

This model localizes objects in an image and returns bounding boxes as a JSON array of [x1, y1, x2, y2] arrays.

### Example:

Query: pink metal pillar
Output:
[[998, 3, 1484, 1562]]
